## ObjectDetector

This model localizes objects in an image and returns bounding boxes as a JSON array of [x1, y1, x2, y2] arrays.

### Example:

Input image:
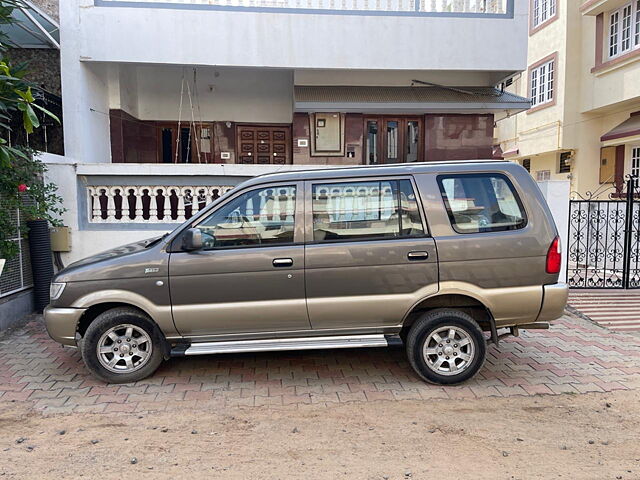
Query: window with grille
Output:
[[608, 1, 640, 59], [532, 0, 556, 29], [632, 147, 640, 178], [0, 199, 33, 298], [559, 152, 571, 173], [530, 59, 555, 108]]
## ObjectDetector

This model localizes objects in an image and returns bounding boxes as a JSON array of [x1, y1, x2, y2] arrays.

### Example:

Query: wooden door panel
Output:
[[235, 126, 291, 165]]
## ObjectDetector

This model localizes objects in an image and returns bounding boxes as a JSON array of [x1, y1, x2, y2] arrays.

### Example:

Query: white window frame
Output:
[[530, 58, 555, 108], [608, 1, 640, 59], [632, 146, 640, 179], [532, 0, 556, 29]]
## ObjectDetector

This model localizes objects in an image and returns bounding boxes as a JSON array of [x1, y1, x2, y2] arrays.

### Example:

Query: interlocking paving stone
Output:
[[0, 313, 639, 414]]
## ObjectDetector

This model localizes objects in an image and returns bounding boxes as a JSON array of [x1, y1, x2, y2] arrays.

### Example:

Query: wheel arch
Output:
[[70, 289, 177, 337], [76, 302, 152, 337], [401, 293, 496, 341]]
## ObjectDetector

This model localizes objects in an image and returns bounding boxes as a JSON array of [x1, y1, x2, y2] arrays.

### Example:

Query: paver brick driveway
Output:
[[1, 313, 639, 415]]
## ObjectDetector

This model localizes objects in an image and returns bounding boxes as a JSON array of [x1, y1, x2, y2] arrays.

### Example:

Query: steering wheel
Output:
[[477, 214, 490, 228]]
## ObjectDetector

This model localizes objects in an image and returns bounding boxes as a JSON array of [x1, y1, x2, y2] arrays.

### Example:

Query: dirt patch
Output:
[[1, 389, 639, 479]]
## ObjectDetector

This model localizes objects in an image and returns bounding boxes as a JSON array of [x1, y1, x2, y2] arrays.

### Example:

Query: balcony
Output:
[[67, 0, 526, 73], [96, 0, 510, 16], [580, 0, 629, 16]]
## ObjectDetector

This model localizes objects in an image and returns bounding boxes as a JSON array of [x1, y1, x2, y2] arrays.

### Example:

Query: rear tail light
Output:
[[546, 236, 562, 274]]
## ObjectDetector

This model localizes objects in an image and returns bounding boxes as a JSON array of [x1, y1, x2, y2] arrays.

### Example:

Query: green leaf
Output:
[[0, 145, 9, 167], [14, 86, 34, 102], [31, 102, 59, 124], [17, 102, 39, 133]]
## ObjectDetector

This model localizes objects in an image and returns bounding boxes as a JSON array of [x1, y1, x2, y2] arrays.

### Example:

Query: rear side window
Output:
[[311, 179, 425, 242], [437, 174, 527, 234]]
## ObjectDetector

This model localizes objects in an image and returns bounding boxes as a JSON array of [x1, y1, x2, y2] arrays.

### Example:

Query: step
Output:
[[172, 334, 401, 356]]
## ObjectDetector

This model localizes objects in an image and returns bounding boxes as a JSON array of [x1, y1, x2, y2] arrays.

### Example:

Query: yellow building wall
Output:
[[497, 0, 640, 199]]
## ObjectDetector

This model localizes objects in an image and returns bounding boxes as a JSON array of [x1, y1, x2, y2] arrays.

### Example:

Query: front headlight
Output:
[[50, 282, 66, 300]]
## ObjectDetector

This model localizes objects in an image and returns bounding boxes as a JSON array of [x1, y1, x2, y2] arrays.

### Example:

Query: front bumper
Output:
[[537, 282, 569, 322], [43, 306, 86, 346]]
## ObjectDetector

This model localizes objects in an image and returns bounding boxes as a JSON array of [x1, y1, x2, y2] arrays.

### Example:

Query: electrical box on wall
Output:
[[50, 226, 71, 252], [309, 113, 345, 157], [315, 113, 341, 152]]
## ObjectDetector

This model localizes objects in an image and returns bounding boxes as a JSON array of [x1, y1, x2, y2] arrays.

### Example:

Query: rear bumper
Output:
[[43, 306, 86, 346], [537, 282, 569, 322]]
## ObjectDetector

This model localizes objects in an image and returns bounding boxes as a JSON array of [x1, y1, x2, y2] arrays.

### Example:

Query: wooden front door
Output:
[[363, 117, 424, 164], [236, 125, 292, 164]]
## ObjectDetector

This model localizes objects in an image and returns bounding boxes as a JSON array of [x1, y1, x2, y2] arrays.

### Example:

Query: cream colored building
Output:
[[497, 0, 640, 199]]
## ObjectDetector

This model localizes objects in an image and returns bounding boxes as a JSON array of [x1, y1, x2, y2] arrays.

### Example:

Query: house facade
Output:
[[41, 0, 530, 264], [497, 0, 640, 199]]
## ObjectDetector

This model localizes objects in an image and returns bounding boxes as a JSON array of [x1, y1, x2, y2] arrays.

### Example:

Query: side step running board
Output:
[[172, 334, 402, 357]]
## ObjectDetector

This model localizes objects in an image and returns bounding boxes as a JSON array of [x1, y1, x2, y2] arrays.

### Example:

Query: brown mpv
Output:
[[44, 161, 568, 385]]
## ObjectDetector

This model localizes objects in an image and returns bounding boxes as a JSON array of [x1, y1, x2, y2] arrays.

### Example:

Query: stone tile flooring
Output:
[[1, 314, 639, 414]]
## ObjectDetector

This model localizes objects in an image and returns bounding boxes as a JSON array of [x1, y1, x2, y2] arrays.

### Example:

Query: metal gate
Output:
[[567, 177, 640, 289]]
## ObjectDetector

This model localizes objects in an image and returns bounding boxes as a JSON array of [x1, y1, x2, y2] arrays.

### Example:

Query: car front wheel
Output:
[[80, 307, 165, 384], [406, 309, 486, 385]]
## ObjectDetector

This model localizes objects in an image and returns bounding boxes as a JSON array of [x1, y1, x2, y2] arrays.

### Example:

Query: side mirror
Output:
[[182, 228, 203, 251]]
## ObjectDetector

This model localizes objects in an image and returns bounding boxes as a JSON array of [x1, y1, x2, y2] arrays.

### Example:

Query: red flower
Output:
[[17, 183, 28, 192]]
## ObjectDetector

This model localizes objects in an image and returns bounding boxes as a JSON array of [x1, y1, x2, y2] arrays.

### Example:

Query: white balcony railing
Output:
[[87, 185, 235, 223], [97, 0, 509, 15]]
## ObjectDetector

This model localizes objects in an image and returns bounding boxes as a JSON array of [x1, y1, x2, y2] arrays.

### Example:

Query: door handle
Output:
[[407, 251, 429, 261], [273, 258, 294, 267]]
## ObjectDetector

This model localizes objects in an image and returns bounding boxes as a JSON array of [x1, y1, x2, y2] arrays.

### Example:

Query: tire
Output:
[[80, 307, 165, 384], [406, 309, 486, 385]]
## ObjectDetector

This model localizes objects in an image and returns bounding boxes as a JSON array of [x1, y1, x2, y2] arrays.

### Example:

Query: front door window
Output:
[[197, 185, 296, 249], [386, 121, 400, 163], [366, 120, 379, 164], [406, 121, 420, 163]]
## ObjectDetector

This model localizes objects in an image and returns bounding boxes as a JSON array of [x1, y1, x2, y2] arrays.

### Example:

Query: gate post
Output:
[[623, 176, 635, 289]]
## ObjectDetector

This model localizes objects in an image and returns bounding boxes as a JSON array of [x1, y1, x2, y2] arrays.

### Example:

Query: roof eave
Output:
[[294, 101, 531, 115]]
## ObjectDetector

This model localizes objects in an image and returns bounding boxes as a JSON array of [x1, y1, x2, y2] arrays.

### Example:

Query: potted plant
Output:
[[0, 151, 65, 310]]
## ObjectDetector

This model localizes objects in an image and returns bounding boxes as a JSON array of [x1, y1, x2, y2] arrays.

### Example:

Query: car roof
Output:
[[241, 160, 520, 187]]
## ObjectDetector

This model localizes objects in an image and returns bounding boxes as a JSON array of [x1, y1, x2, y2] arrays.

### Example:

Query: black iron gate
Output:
[[567, 177, 640, 289]]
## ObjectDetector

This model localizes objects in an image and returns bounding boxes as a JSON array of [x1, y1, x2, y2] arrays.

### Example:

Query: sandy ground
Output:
[[1, 390, 639, 480]]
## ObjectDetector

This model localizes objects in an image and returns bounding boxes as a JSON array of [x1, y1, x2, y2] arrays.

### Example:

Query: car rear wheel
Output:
[[80, 307, 165, 384], [406, 309, 486, 385]]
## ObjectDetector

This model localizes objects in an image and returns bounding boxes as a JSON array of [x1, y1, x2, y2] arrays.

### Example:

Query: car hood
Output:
[[54, 235, 169, 283]]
